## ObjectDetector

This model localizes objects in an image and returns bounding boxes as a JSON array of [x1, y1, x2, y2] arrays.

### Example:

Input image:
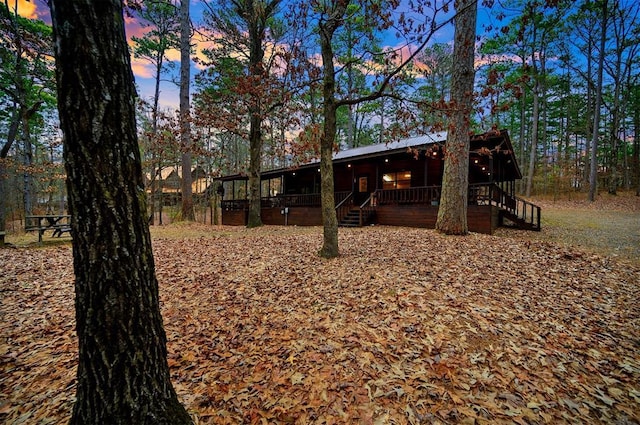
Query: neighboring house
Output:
[[216, 129, 541, 234], [145, 166, 211, 205]]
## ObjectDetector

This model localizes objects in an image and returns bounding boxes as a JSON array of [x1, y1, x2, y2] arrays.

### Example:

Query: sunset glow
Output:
[[6, 0, 38, 19]]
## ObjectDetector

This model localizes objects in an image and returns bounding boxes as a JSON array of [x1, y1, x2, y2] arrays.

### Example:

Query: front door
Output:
[[355, 175, 370, 205]]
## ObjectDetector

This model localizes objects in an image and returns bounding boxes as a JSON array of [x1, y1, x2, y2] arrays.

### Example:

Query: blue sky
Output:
[[16, 0, 502, 112]]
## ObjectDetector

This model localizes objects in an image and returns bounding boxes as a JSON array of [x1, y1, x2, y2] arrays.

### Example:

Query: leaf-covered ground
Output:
[[2, 219, 639, 424]]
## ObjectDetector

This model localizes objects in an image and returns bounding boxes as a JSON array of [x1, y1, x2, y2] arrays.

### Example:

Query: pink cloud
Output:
[[7, 0, 38, 19]]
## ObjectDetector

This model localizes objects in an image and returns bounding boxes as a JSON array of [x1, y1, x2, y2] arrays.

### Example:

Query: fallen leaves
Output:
[[1, 225, 639, 424]]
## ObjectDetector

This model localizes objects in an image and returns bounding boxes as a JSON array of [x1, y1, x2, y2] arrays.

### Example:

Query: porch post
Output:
[[424, 155, 428, 186], [489, 156, 494, 184], [352, 164, 356, 193]]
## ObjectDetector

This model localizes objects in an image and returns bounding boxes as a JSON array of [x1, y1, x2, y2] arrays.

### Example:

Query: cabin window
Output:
[[222, 180, 247, 200], [261, 177, 282, 198], [382, 172, 411, 189]]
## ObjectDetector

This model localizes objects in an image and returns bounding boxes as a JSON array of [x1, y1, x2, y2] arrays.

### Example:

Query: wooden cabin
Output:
[[145, 165, 211, 206], [217, 129, 541, 234]]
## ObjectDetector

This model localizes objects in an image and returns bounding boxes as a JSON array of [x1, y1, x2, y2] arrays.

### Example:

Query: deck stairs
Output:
[[499, 209, 540, 231], [334, 184, 541, 231], [488, 186, 541, 231], [338, 208, 375, 227]]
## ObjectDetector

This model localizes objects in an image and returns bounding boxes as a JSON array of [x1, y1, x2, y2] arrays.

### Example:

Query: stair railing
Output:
[[486, 183, 541, 230], [514, 196, 541, 230], [335, 192, 354, 223], [358, 194, 375, 227]]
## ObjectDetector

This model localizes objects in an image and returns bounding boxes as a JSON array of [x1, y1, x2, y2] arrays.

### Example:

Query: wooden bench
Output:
[[25, 215, 72, 243]]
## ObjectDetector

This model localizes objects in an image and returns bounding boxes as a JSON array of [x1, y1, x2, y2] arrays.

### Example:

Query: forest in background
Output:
[[1, 0, 639, 228]]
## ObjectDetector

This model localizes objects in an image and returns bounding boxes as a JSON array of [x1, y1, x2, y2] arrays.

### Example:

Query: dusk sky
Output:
[[11, 0, 499, 111]]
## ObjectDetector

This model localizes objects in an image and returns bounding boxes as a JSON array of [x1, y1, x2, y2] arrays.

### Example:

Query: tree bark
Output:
[[634, 85, 640, 196], [317, 4, 347, 258], [179, 0, 195, 220], [1, 107, 21, 245], [526, 78, 540, 197], [49, 1, 192, 423], [435, 0, 477, 235], [22, 110, 34, 216], [245, 0, 268, 228], [589, 0, 608, 202]]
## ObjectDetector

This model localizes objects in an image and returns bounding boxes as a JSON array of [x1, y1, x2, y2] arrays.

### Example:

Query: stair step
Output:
[[501, 211, 540, 231]]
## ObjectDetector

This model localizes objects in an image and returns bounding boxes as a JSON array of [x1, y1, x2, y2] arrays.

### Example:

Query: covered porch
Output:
[[218, 130, 541, 234]]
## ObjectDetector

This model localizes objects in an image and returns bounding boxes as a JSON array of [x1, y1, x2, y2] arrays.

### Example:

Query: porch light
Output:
[[432, 151, 437, 156], [347, 164, 351, 168], [292, 172, 296, 176], [481, 166, 486, 171], [474, 159, 479, 164], [317, 168, 320, 172], [384, 158, 389, 163]]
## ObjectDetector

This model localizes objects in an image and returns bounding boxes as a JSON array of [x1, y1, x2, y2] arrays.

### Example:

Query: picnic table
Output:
[[25, 215, 72, 243]]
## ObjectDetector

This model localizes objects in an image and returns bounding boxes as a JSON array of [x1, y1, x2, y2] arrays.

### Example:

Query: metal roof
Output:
[[216, 129, 522, 181], [332, 132, 447, 162]]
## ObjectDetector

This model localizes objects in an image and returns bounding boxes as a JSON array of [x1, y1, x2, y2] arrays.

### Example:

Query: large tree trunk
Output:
[[22, 114, 33, 216], [179, 0, 195, 220], [247, 111, 264, 227], [435, 0, 477, 235], [0, 161, 7, 246], [317, 5, 346, 259], [0, 108, 21, 246], [246, 0, 267, 228], [49, 1, 192, 423]]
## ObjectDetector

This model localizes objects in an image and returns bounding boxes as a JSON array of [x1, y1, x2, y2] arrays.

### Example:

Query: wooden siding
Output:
[[222, 210, 247, 226], [376, 205, 437, 228], [224, 204, 498, 234], [376, 204, 497, 234], [261, 208, 285, 225], [289, 207, 322, 226], [262, 207, 322, 226], [466, 205, 499, 235]]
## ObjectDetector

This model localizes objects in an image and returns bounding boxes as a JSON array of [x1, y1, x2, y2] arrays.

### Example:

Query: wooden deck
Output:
[[221, 183, 541, 234]]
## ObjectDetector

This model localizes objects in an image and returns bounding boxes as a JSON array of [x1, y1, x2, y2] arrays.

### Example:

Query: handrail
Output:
[[483, 183, 541, 230], [335, 192, 353, 223], [358, 194, 375, 226], [334, 191, 351, 206], [514, 195, 541, 230]]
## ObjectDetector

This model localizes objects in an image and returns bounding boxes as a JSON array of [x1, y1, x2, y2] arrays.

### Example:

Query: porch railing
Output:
[[373, 186, 441, 205], [222, 184, 539, 230], [474, 183, 540, 230], [223, 191, 352, 211]]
